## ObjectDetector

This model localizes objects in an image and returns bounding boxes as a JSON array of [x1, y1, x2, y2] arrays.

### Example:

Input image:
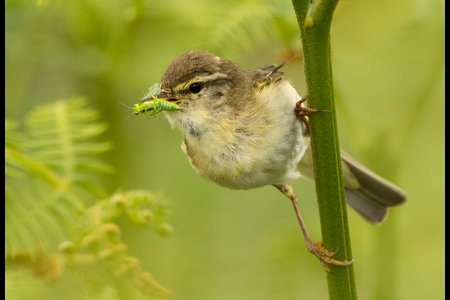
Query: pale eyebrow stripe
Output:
[[175, 72, 229, 91], [195, 72, 228, 82]]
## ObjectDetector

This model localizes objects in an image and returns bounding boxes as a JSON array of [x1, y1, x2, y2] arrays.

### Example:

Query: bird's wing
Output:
[[248, 69, 284, 90], [250, 54, 299, 90]]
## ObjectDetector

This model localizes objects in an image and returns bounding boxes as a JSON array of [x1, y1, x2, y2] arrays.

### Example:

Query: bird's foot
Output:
[[306, 240, 355, 272], [295, 95, 329, 135]]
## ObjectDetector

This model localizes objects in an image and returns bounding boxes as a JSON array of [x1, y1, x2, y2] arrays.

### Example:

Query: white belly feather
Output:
[[166, 81, 310, 190]]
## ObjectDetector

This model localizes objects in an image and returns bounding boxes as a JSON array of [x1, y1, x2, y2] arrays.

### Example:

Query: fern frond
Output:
[[25, 98, 113, 181], [5, 120, 24, 151], [193, 0, 301, 57], [6, 99, 173, 298], [5, 182, 84, 258], [49, 190, 173, 298], [5, 98, 112, 258], [78, 190, 172, 238], [196, 0, 276, 57], [5, 121, 27, 179]]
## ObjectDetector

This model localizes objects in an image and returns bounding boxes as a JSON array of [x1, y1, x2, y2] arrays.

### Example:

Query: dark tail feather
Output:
[[341, 151, 408, 225], [345, 189, 389, 224]]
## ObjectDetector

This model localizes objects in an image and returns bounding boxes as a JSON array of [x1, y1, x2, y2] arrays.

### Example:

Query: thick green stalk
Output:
[[291, 0, 357, 299]]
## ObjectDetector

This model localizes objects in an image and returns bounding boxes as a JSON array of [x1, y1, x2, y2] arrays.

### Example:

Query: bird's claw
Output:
[[295, 95, 329, 135], [306, 240, 355, 272]]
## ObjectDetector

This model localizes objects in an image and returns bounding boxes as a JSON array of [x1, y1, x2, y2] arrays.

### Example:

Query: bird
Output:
[[141, 50, 408, 271]]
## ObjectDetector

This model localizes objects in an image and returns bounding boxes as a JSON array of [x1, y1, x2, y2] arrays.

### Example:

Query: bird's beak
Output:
[[139, 92, 182, 104]]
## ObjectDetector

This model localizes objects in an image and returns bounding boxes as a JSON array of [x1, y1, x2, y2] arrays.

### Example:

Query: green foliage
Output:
[[5, 99, 172, 299], [194, 0, 302, 57], [26, 99, 113, 179]]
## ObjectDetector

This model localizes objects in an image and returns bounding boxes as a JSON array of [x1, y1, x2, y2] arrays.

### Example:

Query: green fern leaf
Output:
[[196, 1, 276, 56], [193, 0, 301, 57], [6, 99, 172, 297], [5, 98, 112, 258], [25, 98, 112, 181], [5, 182, 84, 258]]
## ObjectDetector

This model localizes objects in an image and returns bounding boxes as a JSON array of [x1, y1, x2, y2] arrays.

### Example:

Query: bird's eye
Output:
[[189, 82, 202, 94]]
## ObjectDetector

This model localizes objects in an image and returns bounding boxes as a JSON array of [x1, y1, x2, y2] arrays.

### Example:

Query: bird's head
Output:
[[152, 51, 256, 134]]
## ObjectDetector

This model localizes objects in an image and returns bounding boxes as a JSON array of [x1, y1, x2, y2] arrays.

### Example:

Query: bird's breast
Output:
[[181, 81, 309, 190]]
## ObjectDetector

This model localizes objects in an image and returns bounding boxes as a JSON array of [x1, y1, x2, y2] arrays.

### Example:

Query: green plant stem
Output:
[[291, 0, 357, 299]]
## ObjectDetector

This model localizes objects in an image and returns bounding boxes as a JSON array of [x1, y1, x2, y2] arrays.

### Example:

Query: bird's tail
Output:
[[341, 151, 408, 225]]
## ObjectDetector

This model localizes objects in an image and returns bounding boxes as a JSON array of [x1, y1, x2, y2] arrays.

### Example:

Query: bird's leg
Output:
[[295, 95, 328, 135], [273, 184, 355, 272]]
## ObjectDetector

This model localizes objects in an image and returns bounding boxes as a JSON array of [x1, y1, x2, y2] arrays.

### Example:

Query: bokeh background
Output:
[[5, 0, 444, 299]]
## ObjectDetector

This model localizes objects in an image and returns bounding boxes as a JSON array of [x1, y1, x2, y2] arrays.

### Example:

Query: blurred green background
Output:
[[5, 0, 444, 299]]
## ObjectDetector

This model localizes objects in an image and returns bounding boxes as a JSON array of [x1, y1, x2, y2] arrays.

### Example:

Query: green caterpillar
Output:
[[133, 83, 180, 116], [133, 99, 180, 115]]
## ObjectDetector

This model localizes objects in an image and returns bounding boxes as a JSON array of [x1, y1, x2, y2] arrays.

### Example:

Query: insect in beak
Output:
[[133, 83, 181, 116], [139, 92, 182, 104]]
